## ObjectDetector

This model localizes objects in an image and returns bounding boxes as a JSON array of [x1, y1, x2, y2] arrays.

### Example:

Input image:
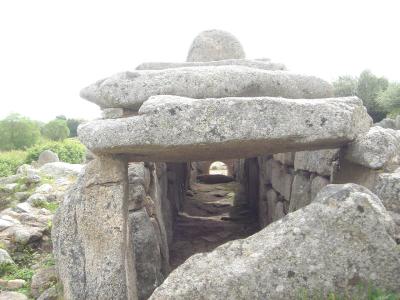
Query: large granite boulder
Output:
[[149, 184, 400, 299], [78, 96, 371, 162], [373, 169, 400, 213], [345, 127, 400, 169], [186, 29, 245, 62], [80, 66, 333, 110]]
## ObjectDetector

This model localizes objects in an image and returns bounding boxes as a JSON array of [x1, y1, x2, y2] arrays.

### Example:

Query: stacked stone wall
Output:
[[247, 126, 400, 230]]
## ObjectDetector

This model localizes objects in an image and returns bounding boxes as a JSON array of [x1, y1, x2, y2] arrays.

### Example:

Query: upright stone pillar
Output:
[[81, 155, 136, 299]]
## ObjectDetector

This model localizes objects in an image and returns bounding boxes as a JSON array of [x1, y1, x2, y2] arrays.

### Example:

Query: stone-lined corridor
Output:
[[169, 179, 257, 270]]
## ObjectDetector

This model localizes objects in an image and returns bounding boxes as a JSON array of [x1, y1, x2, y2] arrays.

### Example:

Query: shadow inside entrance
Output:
[[169, 180, 258, 270]]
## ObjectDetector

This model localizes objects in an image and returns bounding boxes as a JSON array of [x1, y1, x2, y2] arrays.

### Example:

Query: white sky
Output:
[[0, 0, 399, 122]]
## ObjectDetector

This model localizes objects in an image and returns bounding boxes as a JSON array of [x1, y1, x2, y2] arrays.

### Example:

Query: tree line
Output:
[[0, 114, 85, 151]]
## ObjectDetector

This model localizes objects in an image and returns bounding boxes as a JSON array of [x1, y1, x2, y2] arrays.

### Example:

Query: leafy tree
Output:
[[42, 119, 70, 141], [0, 114, 41, 151], [332, 76, 357, 97], [332, 70, 389, 122], [356, 70, 388, 122], [66, 118, 85, 137], [377, 82, 400, 117]]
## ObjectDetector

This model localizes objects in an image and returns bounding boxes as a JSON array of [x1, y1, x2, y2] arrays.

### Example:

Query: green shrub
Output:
[[42, 119, 70, 141], [25, 139, 86, 164], [0, 150, 27, 177]]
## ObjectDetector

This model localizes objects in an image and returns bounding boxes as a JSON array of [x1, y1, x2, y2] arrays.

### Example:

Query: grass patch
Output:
[[2, 265, 34, 282], [33, 201, 59, 213], [0, 246, 56, 298], [298, 285, 400, 300]]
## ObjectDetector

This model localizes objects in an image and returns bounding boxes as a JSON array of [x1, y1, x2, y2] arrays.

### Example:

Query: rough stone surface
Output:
[[30, 267, 57, 298], [197, 174, 234, 184], [150, 184, 400, 299], [186, 30, 245, 62], [274, 201, 285, 221], [258, 156, 273, 185], [373, 170, 400, 213], [80, 66, 334, 110], [294, 149, 339, 176], [6, 279, 26, 289], [38, 150, 59, 166], [373, 118, 397, 129], [37, 286, 58, 300], [0, 219, 14, 231], [0, 249, 13, 264], [79, 96, 371, 162], [289, 171, 312, 212], [52, 156, 136, 300], [257, 195, 268, 228], [26, 193, 47, 206], [129, 208, 164, 300], [136, 59, 286, 71], [26, 169, 41, 183], [128, 162, 148, 210], [102, 108, 125, 119], [265, 188, 280, 223], [0, 292, 28, 300], [39, 162, 83, 178], [345, 127, 400, 169], [270, 160, 294, 200], [273, 152, 295, 166], [331, 159, 379, 190], [0, 174, 22, 185], [310, 175, 330, 200]]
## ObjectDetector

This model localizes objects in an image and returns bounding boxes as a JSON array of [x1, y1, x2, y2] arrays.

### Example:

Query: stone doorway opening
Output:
[[169, 159, 259, 270], [209, 161, 228, 175]]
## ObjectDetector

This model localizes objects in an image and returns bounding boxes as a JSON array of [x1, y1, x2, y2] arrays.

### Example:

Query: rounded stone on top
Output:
[[187, 30, 245, 62], [38, 150, 59, 167]]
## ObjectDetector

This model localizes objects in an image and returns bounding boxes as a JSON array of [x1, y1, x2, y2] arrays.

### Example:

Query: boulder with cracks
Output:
[[150, 184, 400, 300]]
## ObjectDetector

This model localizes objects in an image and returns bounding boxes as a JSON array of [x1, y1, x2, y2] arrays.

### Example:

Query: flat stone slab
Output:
[[136, 59, 286, 71], [80, 66, 333, 110], [78, 96, 371, 162]]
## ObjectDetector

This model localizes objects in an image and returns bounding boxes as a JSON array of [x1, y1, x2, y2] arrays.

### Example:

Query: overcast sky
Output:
[[0, 0, 399, 122]]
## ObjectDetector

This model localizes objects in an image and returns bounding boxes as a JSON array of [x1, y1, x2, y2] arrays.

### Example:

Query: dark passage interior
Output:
[[169, 160, 259, 270]]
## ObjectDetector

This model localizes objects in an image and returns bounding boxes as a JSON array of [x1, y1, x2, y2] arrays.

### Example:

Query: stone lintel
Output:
[[78, 96, 372, 162]]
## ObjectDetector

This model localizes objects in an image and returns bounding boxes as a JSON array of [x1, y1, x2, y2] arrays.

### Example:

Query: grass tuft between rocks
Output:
[[0, 246, 57, 298], [298, 284, 400, 300]]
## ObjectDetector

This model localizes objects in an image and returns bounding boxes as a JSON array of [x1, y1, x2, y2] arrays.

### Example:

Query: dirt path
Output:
[[169, 181, 258, 270]]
